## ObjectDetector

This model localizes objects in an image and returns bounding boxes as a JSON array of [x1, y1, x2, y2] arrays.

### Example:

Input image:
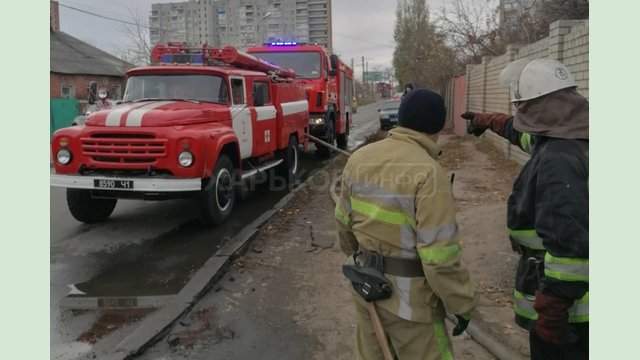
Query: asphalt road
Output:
[[50, 100, 386, 359]]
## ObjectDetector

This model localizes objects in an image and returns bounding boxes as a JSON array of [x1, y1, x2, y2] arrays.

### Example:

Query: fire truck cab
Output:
[[247, 42, 354, 156], [50, 44, 309, 226]]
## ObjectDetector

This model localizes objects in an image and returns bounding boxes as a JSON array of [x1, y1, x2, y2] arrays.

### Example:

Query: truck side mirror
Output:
[[87, 81, 98, 105], [328, 69, 338, 77]]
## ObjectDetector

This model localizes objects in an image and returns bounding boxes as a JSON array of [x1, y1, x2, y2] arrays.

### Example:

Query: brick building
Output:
[[50, 30, 134, 102]]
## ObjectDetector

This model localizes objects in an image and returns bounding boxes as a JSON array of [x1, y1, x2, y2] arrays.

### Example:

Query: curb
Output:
[[102, 164, 325, 359], [61, 295, 175, 310]]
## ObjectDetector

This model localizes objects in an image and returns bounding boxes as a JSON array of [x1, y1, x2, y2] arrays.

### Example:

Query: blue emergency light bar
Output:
[[264, 41, 306, 46]]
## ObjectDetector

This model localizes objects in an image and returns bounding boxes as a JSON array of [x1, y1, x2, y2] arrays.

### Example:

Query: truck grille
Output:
[[81, 133, 168, 164]]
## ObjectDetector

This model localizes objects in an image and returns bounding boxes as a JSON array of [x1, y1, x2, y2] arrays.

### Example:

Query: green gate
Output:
[[50, 98, 79, 137]]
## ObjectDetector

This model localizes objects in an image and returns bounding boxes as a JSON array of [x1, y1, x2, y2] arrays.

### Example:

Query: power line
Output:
[[60, 0, 130, 22], [56, 2, 155, 30]]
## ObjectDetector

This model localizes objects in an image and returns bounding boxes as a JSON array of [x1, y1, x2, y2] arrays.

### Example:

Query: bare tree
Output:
[[437, 0, 588, 65], [393, 0, 456, 93], [498, 0, 588, 44], [114, 8, 153, 66], [436, 0, 504, 66]]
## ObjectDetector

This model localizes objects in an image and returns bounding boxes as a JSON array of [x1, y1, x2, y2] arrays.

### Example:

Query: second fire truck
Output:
[[247, 42, 354, 156]]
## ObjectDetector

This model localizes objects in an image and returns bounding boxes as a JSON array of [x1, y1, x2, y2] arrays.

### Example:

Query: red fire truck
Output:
[[247, 42, 354, 156], [50, 44, 309, 226]]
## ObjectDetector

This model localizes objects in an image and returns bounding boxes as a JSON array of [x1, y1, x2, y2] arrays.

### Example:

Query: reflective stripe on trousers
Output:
[[514, 290, 589, 323]]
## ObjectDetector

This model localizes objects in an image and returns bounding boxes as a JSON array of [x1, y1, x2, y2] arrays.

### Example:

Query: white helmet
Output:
[[499, 58, 577, 102]]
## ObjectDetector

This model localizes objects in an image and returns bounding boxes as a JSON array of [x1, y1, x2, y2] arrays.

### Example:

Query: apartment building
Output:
[[150, 0, 332, 50], [149, 1, 217, 46]]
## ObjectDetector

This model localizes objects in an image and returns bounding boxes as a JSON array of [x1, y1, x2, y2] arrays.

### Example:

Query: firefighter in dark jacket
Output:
[[462, 58, 588, 359]]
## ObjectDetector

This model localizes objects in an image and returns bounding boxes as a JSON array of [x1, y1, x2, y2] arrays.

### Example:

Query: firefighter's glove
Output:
[[533, 291, 578, 345], [452, 313, 470, 336], [461, 112, 511, 137]]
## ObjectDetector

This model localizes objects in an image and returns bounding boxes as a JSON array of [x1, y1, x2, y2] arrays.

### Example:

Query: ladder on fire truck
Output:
[[151, 42, 297, 80]]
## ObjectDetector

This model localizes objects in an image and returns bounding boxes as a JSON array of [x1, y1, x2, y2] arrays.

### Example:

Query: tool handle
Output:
[[366, 302, 394, 360]]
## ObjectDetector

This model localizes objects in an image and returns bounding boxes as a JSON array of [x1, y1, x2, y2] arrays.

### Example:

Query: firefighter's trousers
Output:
[[352, 295, 455, 360]]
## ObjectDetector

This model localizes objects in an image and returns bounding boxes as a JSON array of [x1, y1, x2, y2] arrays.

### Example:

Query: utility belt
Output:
[[342, 249, 425, 302], [356, 249, 425, 277]]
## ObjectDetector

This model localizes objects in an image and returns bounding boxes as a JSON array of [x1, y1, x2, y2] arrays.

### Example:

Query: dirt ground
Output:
[[141, 134, 531, 359]]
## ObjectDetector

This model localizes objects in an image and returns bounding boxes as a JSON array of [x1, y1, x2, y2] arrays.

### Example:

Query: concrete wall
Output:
[[461, 20, 589, 165]]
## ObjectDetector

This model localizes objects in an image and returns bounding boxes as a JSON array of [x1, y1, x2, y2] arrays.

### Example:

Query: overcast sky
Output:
[[58, 0, 449, 79]]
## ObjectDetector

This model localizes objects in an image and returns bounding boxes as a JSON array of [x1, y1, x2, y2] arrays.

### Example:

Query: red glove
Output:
[[533, 291, 578, 345], [461, 112, 512, 137]]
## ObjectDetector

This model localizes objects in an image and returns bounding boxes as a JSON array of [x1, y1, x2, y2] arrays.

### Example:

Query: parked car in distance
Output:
[[378, 99, 401, 130]]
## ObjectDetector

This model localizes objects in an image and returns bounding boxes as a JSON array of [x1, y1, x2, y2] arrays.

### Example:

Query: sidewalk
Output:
[[140, 134, 529, 359]]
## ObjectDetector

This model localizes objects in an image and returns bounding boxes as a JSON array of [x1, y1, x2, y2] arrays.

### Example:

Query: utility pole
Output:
[[366, 61, 370, 98], [351, 58, 355, 100], [361, 56, 365, 91]]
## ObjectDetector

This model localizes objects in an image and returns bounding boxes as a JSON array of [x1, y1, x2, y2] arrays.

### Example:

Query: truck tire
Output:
[[316, 119, 335, 158], [66, 189, 117, 224], [336, 118, 349, 150], [198, 154, 235, 226], [275, 135, 299, 186]]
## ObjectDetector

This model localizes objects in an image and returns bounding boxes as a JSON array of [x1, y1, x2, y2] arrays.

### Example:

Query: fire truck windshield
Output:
[[250, 52, 321, 79], [122, 74, 229, 104]]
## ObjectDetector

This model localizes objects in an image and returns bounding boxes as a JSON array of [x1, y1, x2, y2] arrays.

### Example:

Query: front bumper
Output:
[[50, 174, 202, 192], [309, 123, 327, 138], [380, 117, 399, 128]]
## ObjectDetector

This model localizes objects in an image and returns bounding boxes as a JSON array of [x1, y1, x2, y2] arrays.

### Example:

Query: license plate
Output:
[[98, 297, 137, 308], [94, 179, 134, 189]]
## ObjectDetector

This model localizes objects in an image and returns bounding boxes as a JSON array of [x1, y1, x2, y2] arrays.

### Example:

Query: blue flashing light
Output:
[[265, 41, 302, 47]]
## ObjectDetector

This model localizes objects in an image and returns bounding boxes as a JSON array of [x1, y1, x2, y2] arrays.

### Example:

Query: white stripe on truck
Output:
[[125, 101, 175, 127], [255, 105, 276, 121], [281, 100, 308, 116]]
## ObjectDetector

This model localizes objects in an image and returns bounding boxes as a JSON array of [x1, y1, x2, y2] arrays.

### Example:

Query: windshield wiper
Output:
[[130, 98, 201, 104]]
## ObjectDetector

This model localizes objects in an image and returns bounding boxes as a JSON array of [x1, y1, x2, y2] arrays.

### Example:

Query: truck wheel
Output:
[[336, 119, 349, 150], [66, 189, 117, 224], [316, 119, 335, 158], [276, 135, 299, 186], [198, 154, 235, 226]]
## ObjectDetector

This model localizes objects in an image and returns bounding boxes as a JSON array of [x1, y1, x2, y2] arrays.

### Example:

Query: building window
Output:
[[61, 84, 74, 99]]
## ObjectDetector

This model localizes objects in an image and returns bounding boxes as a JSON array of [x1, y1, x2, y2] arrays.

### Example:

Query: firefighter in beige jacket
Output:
[[336, 88, 477, 360]]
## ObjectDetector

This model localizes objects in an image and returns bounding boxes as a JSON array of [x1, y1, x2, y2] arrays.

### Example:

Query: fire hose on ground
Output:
[[304, 132, 352, 157], [328, 163, 523, 360]]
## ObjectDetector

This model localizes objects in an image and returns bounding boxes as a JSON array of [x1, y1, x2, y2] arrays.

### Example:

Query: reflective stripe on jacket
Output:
[[335, 127, 476, 323]]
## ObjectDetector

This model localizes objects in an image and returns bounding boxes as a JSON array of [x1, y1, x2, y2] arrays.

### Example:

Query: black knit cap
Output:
[[398, 88, 446, 134]]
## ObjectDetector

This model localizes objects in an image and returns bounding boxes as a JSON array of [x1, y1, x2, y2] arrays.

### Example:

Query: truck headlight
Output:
[[310, 117, 325, 125], [56, 149, 72, 165], [178, 151, 194, 167], [380, 113, 389, 120]]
